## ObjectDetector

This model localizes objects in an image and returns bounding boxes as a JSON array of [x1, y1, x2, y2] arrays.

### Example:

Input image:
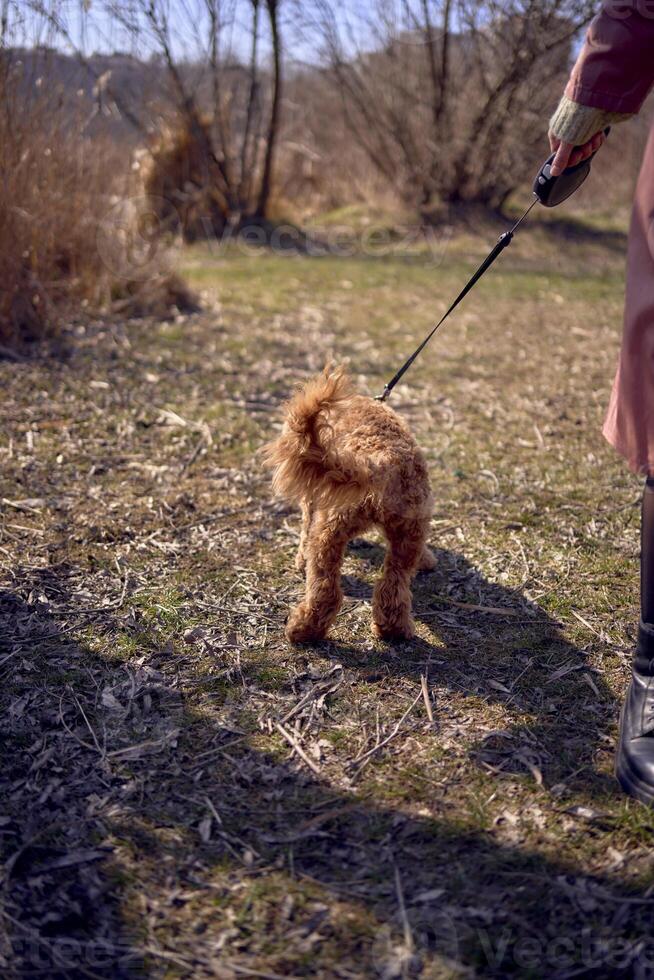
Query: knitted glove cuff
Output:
[[549, 94, 632, 146]]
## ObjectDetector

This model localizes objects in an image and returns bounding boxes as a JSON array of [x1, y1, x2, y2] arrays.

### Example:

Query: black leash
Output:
[[375, 202, 537, 401], [375, 130, 610, 402]]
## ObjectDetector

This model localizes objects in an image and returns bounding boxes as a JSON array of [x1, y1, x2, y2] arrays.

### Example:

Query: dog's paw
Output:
[[285, 610, 327, 645], [372, 620, 415, 642], [286, 623, 326, 645], [416, 547, 437, 573]]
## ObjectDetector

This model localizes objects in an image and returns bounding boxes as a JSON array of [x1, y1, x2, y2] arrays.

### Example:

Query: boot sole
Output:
[[616, 703, 654, 806]]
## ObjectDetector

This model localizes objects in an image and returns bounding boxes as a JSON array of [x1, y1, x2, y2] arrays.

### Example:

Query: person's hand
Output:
[[548, 129, 606, 176]]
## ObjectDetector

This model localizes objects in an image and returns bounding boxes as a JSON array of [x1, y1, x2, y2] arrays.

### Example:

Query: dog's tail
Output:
[[263, 366, 371, 509]]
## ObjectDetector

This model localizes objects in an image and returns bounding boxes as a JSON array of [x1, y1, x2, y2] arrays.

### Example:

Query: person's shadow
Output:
[[1, 556, 651, 980], [339, 541, 619, 801]]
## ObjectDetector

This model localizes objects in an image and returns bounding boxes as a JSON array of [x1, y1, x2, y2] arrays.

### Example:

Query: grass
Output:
[[1, 211, 652, 978]]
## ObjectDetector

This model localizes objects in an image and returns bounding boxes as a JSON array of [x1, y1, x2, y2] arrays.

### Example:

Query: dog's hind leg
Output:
[[286, 509, 366, 644], [295, 500, 314, 572], [416, 545, 437, 573], [373, 519, 428, 640]]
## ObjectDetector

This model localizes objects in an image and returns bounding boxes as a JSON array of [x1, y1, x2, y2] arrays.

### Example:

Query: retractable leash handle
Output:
[[375, 128, 610, 401], [533, 126, 611, 207]]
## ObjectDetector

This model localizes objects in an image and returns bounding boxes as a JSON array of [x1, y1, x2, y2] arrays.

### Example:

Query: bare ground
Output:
[[1, 220, 654, 979]]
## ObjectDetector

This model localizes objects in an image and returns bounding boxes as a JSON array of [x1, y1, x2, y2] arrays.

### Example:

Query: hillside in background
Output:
[[5, 46, 169, 142]]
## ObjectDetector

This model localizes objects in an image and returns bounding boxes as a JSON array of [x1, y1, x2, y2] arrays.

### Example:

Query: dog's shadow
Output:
[[338, 540, 619, 801]]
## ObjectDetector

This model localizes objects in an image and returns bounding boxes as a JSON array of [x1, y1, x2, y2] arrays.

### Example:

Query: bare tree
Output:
[[300, 0, 597, 214], [258, 0, 282, 215], [26, 0, 284, 235]]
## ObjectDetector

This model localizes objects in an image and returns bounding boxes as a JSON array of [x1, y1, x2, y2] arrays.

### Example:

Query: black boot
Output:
[[616, 478, 654, 804], [616, 622, 654, 803]]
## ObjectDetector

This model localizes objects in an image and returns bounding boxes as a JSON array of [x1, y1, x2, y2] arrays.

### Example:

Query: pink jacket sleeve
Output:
[[565, 4, 654, 114]]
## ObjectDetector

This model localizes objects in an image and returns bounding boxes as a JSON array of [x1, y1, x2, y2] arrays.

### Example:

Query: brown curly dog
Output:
[[264, 366, 435, 644]]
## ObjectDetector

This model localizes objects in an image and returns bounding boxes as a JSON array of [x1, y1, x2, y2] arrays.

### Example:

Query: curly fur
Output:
[[264, 366, 436, 644]]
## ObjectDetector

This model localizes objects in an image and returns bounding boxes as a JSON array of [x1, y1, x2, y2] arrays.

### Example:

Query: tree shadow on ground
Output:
[[1, 559, 652, 979], [425, 201, 628, 256], [531, 215, 628, 255]]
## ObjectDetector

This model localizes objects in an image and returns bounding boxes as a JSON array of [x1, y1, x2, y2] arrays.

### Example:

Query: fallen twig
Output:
[[434, 596, 522, 616], [393, 858, 414, 955], [421, 673, 435, 726], [274, 721, 321, 777]]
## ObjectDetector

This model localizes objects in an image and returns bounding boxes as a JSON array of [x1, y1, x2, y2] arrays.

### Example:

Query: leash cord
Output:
[[375, 199, 538, 401]]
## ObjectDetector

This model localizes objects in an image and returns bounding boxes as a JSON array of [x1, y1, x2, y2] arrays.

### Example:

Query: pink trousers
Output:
[[604, 125, 654, 476]]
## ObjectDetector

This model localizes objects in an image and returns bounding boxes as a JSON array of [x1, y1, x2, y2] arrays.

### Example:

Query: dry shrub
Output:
[[0, 55, 115, 344], [0, 52, 195, 350], [142, 115, 232, 242], [143, 117, 227, 241], [112, 272, 200, 319]]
